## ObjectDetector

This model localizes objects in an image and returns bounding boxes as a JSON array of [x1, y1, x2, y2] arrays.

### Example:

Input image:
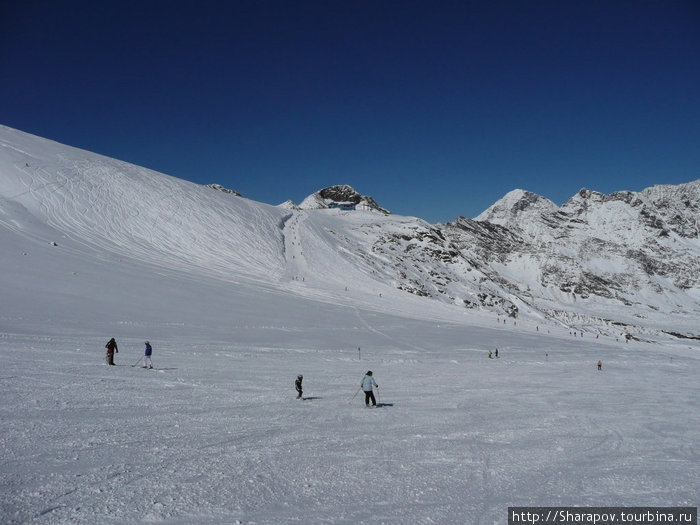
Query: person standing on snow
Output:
[[597, 360, 602, 370], [295, 375, 303, 399], [105, 338, 118, 365], [144, 341, 153, 369], [361, 371, 378, 407]]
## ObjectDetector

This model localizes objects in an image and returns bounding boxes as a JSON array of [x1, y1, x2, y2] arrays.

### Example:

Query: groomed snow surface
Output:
[[1, 126, 698, 524]]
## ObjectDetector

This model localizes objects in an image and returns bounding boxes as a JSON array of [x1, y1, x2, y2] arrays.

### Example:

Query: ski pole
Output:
[[376, 386, 380, 406], [132, 355, 144, 367], [349, 387, 361, 403]]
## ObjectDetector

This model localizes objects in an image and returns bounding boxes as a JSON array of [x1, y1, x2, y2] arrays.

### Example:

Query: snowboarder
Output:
[[361, 371, 378, 407], [144, 341, 153, 369], [105, 338, 118, 365], [295, 375, 303, 399], [597, 360, 602, 370]]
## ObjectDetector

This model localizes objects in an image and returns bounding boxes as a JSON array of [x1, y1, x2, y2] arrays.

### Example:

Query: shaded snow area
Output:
[[1, 126, 699, 524]]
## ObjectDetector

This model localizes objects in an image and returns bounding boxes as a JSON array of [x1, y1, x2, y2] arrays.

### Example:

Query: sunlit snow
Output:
[[1, 126, 698, 524]]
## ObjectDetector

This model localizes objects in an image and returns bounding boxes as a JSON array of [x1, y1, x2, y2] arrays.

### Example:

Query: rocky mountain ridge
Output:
[[298, 184, 390, 213], [364, 180, 700, 335]]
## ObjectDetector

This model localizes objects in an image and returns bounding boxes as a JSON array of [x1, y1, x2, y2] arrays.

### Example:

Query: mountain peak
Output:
[[474, 189, 557, 225], [299, 185, 390, 213]]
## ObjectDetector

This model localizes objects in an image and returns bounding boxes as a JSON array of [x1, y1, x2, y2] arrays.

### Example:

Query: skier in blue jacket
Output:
[[144, 341, 153, 369], [361, 371, 378, 407]]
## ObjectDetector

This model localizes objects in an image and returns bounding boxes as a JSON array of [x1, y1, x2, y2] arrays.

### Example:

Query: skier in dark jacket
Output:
[[361, 371, 378, 407], [144, 341, 153, 369], [105, 338, 118, 365], [295, 375, 303, 399]]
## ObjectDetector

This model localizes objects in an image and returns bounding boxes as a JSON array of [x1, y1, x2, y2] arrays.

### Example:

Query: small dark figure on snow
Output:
[[144, 341, 153, 369], [295, 375, 303, 399], [488, 350, 493, 359], [105, 338, 118, 365], [597, 360, 602, 371], [495, 348, 499, 358], [361, 371, 378, 407]]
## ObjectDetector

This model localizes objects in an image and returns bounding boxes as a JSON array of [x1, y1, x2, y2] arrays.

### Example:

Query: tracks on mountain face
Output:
[[280, 210, 310, 283]]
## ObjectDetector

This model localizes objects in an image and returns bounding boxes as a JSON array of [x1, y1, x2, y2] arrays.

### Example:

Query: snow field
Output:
[[1, 320, 698, 524]]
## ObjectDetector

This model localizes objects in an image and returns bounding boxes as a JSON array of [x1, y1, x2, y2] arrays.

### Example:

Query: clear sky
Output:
[[1, 1, 698, 223]]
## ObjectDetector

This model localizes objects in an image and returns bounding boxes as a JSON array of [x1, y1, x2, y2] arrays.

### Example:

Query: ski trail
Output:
[[281, 210, 307, 282], [353, 306, 427, 352]]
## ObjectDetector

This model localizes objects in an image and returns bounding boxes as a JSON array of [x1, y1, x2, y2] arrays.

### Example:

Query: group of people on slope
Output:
[[295, 370, 379, 407], [104, 338, 152, 368]]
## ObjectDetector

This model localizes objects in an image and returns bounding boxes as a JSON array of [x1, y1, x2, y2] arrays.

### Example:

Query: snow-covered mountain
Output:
[[303, 180, 700, 338], [1, 125, 698, 524], [1, 124, 697, 339], [457, 183, 700, 335]]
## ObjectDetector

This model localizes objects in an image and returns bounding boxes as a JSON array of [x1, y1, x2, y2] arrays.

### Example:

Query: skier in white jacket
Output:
[[361, 371, 378, 407]]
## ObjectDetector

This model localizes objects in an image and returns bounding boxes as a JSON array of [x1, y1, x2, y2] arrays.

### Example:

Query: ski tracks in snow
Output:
[[281, 210, 307, 282], [353, 306, 427, 353]]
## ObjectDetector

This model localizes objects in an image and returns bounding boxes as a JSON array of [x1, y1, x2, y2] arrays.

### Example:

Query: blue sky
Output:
[[1, 1, 698, 222]]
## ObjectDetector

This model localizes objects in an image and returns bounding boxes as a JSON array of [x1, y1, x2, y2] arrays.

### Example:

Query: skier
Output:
[[488, 350, 493, 359], [361, 371, 378, 407], [295, 375, 303, 399], [495, 348, 499, 358], [144, 341, 153, 369], [597, 360, 602, 371], [105, 337, 118, 366]]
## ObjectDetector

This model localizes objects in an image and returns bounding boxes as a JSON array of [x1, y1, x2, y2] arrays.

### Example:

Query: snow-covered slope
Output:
[[0, 127, 289, 285], [1, 125, 698, 524]]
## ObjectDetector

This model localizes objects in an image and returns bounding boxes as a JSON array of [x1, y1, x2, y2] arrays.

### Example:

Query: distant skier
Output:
[[144, 341, 153, 369], [488, 350, 493, 359], [295, 375, 303, 399], [597, 360, 602, 371], [495, 348, 499, 358], [361, 371, 378, 407], [105, 338, 118, 366]]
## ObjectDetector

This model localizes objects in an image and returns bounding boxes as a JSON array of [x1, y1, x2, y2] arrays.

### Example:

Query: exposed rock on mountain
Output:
[[344, 180, 699, 334], [206, 184, 242, 196], [299, 184, 390, 213], [444, 181, 700, 330]]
